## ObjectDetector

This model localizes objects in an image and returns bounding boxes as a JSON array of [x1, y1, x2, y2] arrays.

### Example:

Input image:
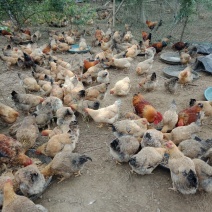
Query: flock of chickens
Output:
[[0, 18, 212, 211]]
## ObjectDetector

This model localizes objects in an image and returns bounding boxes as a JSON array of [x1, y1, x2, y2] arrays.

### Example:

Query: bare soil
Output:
[[0, 24, 212, 212]]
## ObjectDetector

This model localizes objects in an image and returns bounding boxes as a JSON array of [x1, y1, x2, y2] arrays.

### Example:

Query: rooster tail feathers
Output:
[[185, 169, 198, 188], [110, 138, 120, 152], [151, 72, 156, 81]]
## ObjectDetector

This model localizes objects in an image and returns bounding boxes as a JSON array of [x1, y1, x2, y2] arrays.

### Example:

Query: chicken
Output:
[[180, 52, 191, 65], [2, 179, 47, 212], [70, 100, 100, 117], [172, 42, 189, 52], [164, 120, 201, 145], [146, 20, 158, 30], [42, 96, 63, 115], [129, 147, 166, 175], [0, 30, 12, 36], [56, 107, 76, 126], [82, 83, 110, 101], [79, 37, 87, 51], [97, 69, 110, 83], [141, 31, 152, 42], [31, 30, 41, 43], [177, 103, 203, 126], [132, 93, 163, 124], [33, 103, 53, 130], [42, 44, 52, 55], [50, 38, 58, 52], [113, 31, 122, 43], [178, 137, 212, 159], [23, 52, 35, 68], [50, 83, 64, 100], [14, 164, 48, 197], [165, 140, 198, 194], [104, 57, 132, 69], [84, 100, 121, 127], [0, 54, 18, 67], [193, 159, 212, 192], [95, 26, 103, 41], [41, 151, 92, 182], [111, 118, 148, 139], [141, 129, 164, 147], [109, 136, 140, 163], [136, 56, 154, 75], [57, 41, 70, 52], [110, 77, 131, 96], [124, 112, 141, 120], [151, 41, 168, 53], [100, 39, 112, 51], [189, 99, 212, 117], [0, 102, 19, 124], [138, 72, 158, 91], [83, 59, 99, 71], [18, 73, 40, 92], [161, 100, 178, 133], [178, 65, 193, 85], [164, 77, 178, 94], [36, 132, 76, 157], [11, 91, 44, 114], [123, 31, 133, 42], [0, 134, 32, 167], [124, 44, 139, 58], [16, 116, 39, 153]]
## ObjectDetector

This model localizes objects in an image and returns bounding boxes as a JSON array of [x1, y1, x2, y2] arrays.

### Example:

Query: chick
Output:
[[109, 136, 140, 163], [2, 180, 47, 212], [161, 100, 178, 133], [165, 140, 198, 194], [83, 83, 110, 101], [163, 120, 201, 145], [164, 77, 178, 94], [16, 116, 39, 153], [84, 100, 121, 127], [111, 118, 148, 140], [36, 132, 77, 157], [18, 73, 40, 92], [33, 102, 53, 129], [110, 77, 131, 96], [11, 91, 44, 114], [141, 129, 164, 147], [180, 52, 191, 65], [56, 107, 75, 126], [192, 159, 212, 192], [79, 37, 87, 50], [178, 65, 193, 85], [138, 72, 158, 92], [41, 151, 92, 182], [97, 69, 110, 83], [0, 102, 19, 124], [129, 147, 166, 175], [178, 137, 212, 159], [14, 164, 48, 197]]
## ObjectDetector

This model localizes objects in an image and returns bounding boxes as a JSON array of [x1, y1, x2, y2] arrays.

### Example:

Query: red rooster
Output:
[[132, 93, 163, 125]]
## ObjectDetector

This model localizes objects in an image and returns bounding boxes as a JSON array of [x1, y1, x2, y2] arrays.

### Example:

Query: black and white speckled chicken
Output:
[[164, 77, 178, 94]]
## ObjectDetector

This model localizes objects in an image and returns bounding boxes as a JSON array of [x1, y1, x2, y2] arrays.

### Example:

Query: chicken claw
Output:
[[115, 160, 122, 165], [57, 177, 66, 184], [74, 170, 82, 177]]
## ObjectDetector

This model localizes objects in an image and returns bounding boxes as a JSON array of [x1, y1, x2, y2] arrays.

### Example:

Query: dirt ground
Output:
[[0, 24, 212, 212]]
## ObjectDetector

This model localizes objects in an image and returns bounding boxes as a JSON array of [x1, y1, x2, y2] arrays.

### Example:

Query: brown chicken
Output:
[[146, 20, 158, 30], [83, 59, 99, 71], [109, 136, 140, 163], [0, 30, 12, 36], [41, 151, 92, 182], [129, 147, 166, 175], [0, 103, 19, 124], [172, 42, 189, 51], [0, 134, 32, 167], [2, 179, 47, 212], [141, 31, 152, 42], [161, 100, 178, 133], [20, 28, 31, 36], [165, 140, 198, 194], [151, 41, 168, 53], [16, 116, 39, 153], [177, 103, 203, 126], [36, 132, 76, 157], [95, 27, 103, 41], [132, 93, 163, 125]]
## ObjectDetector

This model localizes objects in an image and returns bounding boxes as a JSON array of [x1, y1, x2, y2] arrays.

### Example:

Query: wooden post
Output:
[[113, 0, 115, 28], [180, 16, 189, 42]]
